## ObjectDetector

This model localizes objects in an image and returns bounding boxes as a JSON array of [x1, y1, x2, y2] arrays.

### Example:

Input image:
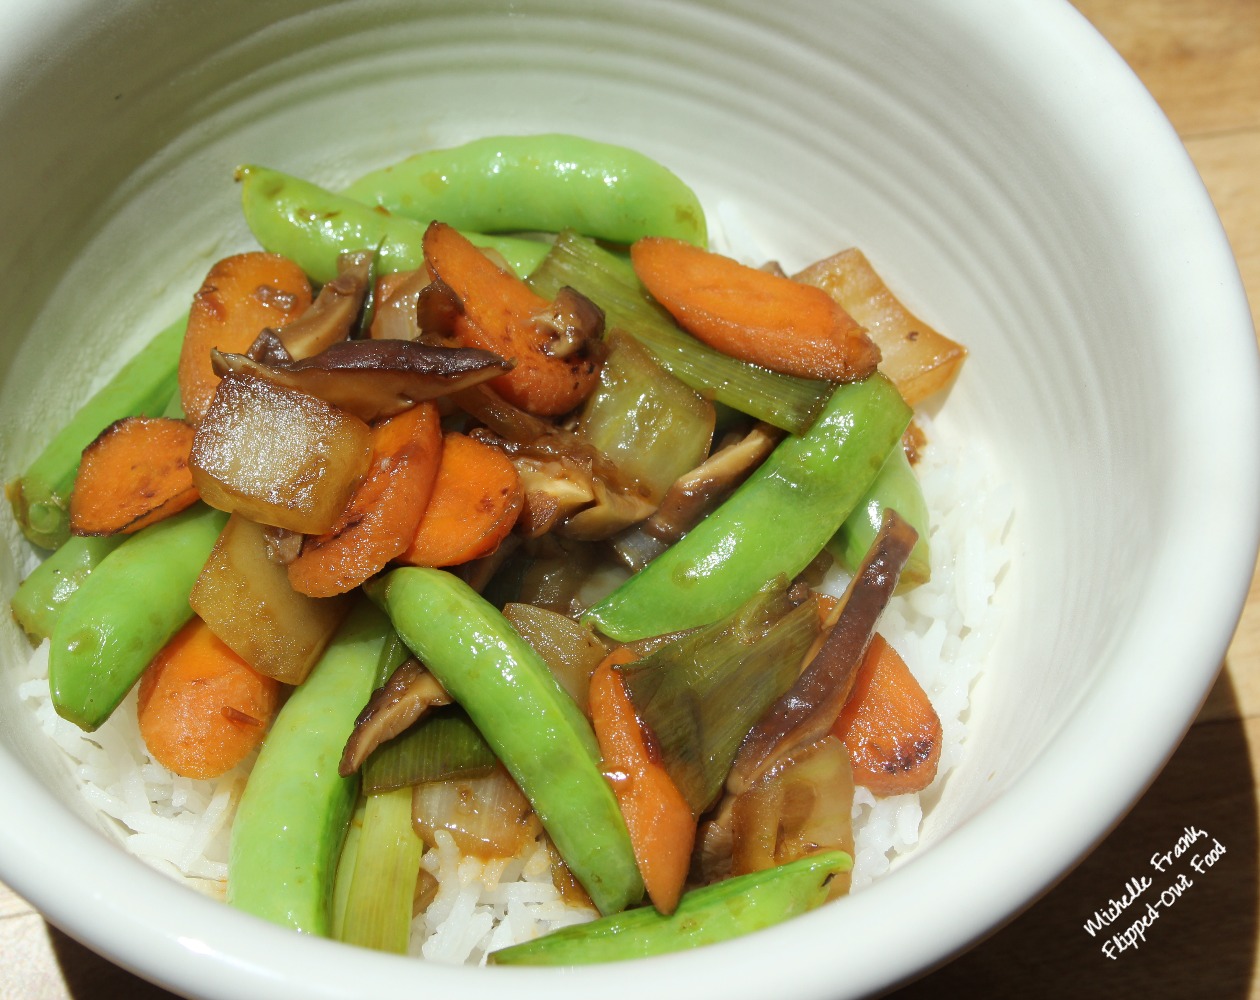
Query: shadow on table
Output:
[[47, 924, 177, 999], [888, 666, 1257, 999]]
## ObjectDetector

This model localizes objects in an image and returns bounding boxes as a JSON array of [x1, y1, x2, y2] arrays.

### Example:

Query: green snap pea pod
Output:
[[584, 374, 912, 642], [47, 504, 228, 731], [490, 850, 852, 965], [366, 567, 643, 917], [228, 599, 408, 935], [237, 165, 552, 284], [5, 315, 186, 550], [342, 133, 708, 247], [10, 534, 124, 642], [830, 442, 931, 592]]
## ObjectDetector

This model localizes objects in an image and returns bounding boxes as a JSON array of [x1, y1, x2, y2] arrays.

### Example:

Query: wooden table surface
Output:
[[2, 2, 1257, 997]]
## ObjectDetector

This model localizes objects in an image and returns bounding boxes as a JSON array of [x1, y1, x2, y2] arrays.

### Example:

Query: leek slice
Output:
[[337, 786, 425, 954], [619, 580, 820, 814], [361, 706, 498, 794]]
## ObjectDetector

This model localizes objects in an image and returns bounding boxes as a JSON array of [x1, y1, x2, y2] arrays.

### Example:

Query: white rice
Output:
[[15, 412, 1011, 956]]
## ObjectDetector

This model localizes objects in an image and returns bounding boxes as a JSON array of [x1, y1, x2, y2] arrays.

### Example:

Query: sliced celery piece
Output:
[[528, 231, 832, 434]]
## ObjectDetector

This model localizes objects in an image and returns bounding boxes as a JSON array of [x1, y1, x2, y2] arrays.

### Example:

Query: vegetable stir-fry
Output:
[[6, 133, 969, 963]]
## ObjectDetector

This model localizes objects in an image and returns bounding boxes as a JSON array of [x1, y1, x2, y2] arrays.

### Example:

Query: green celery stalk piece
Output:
[[10, 534, 124, 643], [228, 600, 409, 935], [583, 374, 912, 641], [490, 850, 852, 965], [237, 165, 552, 284], [337, 787, 425, 954], [5, 315, 187, 550], [366, 567, 643, 916], [830, 442, 931, 591], [529, 230, 833, 434]]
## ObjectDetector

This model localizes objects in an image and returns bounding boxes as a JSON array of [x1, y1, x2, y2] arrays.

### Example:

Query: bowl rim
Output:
[[1, 1, 1257, 998]]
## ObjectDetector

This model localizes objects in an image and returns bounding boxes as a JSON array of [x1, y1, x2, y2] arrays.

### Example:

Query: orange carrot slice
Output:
[[287, 402, 443, 597], [69, 416, 199, 536], [630, 236, 880, 382], [831, 632, 941, 796], [137, 617, 281, 779], [399, 432, 523, 568], [423, 222, 601, 415], [179, 252, 313, 424], [589, 647, 696, 915]]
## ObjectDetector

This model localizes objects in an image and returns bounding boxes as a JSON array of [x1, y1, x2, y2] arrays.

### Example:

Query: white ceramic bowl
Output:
[[1, 1, 1257, 998]]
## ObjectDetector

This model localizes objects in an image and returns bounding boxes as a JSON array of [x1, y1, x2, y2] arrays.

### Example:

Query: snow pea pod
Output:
[[490, 850, 851, 965], [584, 374, 912, 641], [830, 440, 931, 591], [366, 567, 643, 917], [237, 165, 552, 284], [229, 599, 408, 936], [5, 315, 186, 550], [48, 504, 228, 731], [10, 534, 124, 642], [343, 133, 707, 247]]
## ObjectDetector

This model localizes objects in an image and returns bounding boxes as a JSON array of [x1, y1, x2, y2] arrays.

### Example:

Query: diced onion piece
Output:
[[729, 735, 855, 898], [577, 330, 715, 504], [189, 513, 353, 685], [503, 603, 609, 714], [794, 248, 966, 406], [412, 766, 542, 860]]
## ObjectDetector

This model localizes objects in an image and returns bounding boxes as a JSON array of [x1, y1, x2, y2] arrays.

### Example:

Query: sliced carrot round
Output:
[[137, 617, 281, 780], [589, 648, 696, 916], [630, 236, 880, 382], [423, 222, 601, 416], [69, 416, 199, 536], [179, 252, 313, 424], [831, 632, 942, 796], [287, 402, 443, 597], [399, 432, 522, 568]]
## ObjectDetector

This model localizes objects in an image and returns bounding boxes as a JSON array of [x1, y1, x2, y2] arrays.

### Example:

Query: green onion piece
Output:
[[528, 231, 832, 435], [336, 787, 425, 954], [577, 330, 715, 503], [361, 706, 498, 795], [619, 579, 821, 814]]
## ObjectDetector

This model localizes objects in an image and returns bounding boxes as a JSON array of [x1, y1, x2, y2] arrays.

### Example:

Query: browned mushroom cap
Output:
[[612, 423, 782, 572], [211, 339, 513, 423], [338, 659, 452, 777], [533, 286, 606, 359], [275, 249, 373, 359]]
